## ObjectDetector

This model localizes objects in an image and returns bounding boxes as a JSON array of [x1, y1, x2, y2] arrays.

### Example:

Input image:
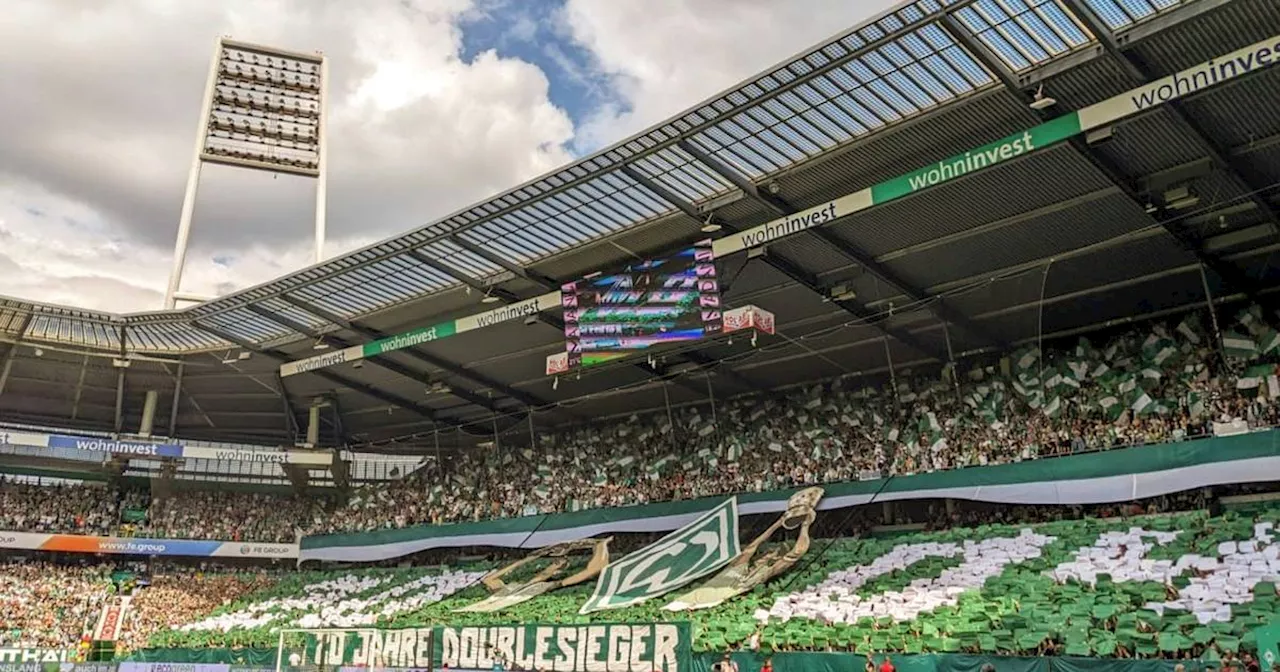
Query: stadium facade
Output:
[[3, 0, 1280, 669], [0, 0, 1273, 456]]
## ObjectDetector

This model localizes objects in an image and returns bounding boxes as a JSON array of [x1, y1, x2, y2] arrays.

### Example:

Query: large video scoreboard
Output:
[[561, 240, 722, 369]]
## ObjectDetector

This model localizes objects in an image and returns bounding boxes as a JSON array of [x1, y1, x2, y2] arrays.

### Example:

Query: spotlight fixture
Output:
[[1029, 85, 1057, 111], [700, 213, 722, 233]]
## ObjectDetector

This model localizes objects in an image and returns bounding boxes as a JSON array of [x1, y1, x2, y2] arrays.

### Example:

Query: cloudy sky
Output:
[[0, 0, 895, 313]]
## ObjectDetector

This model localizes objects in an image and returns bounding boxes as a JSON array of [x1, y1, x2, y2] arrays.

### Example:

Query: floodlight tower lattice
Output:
[[164, 37, 330, 309]]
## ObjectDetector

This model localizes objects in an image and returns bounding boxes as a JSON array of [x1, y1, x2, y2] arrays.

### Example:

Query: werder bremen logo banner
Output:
[[580, 497, 740, 614]]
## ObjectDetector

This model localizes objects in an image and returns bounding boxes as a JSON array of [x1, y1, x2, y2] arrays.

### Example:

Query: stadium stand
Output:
[[3, 0, 1280, 669], [0, 562, 111, 649], [3, 309, 1277, 544], [12, 490, 1264, 662], [320, 310, 1263, 532]]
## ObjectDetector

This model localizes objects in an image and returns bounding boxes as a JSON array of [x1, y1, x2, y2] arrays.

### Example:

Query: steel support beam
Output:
[[619, 163, 952, 358], [330, 394, 351, 448], [244, 303, 512, 415], [275, 372, 300, 444], [449, 235, 562, 289], [1062, 0, 1280, 225], [70, 355, 89, 421], [622, 164, 935, 372], [679, 137, 1006, 351], [0, 313, 33, 398], [942, 8, 1280, 333], [168, 361, 184, 436], [275, 294, 555, 415], [113, 327, 127, 434], [192, 321, 468, 431], [620, 163, 946, 361], [448, 234, 740, 395], [404, 249, 521, 303]]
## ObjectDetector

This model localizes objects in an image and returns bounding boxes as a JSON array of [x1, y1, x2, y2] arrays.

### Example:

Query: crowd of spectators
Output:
[[143, 491, 314, 544], [0, 483, 313, 544], [0, 562, 111, 649], [321, 309, 1280, 533], [0, 482, 1263, 652], [119, 568, 276, 653], [0, 309, 1278, 544], [0, 481, 119, 536]]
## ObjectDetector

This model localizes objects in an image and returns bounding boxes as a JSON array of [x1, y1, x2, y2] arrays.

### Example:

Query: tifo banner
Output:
[[0, 431, 331, 466], [581, 498, 740, 614], [456, 538, 611, 613], [305, 628, 433, 668], [92, 596, 130, 642], [0, 532, 298, 558], [300, 430, 1280, 563], [666, 487, 821, 612], [278, 33, 1280, 379], [1256, 622, 1280, 668], [434, 623, 690, 672]]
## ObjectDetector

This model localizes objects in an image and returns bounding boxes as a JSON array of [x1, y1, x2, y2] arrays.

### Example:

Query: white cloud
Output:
[[0, 182, 375, 313], [0, 0, 573, 312], [561, 0, 900, 151], [0, 0, 891, 313]]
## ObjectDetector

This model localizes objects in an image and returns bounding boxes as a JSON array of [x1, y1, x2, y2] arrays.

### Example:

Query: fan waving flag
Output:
[[580, 497, 740, 614]]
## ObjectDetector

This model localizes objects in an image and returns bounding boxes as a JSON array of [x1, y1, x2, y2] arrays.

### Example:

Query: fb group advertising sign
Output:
[[0, 531, 298, 559]]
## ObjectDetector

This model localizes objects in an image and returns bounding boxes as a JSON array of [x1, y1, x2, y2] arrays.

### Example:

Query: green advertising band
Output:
[[299, 430, 1280, 563], [280, 34, 1280, 378]]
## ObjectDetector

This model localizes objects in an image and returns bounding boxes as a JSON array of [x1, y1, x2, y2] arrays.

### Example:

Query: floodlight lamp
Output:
[[1029, 85, 1057, 111], [701, 213, 722, 233]]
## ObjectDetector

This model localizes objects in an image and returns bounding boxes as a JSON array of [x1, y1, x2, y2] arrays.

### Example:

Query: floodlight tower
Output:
[[164, 37, 329, 309]]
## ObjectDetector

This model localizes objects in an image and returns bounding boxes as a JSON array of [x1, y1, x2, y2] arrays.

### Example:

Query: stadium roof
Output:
[[2, 0, 1278, 452]]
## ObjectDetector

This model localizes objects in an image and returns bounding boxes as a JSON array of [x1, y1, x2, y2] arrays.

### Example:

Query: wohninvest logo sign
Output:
[[47, 435, 184, 458]]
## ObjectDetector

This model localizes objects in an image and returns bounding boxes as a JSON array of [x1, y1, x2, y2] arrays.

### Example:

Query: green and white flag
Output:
[[1261, 329, 1280, 355], [1223, 332, 1259, 359], [1177, 316, 1201, 344], [1187, 391, 1207, 419], [580, 497, 740, 614], [1132, 391, 1155, 416]]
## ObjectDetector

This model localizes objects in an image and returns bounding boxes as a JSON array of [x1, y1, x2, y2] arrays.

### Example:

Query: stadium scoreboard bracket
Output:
[[560, 241, 722, 370], [547, 305, 774, 376]]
